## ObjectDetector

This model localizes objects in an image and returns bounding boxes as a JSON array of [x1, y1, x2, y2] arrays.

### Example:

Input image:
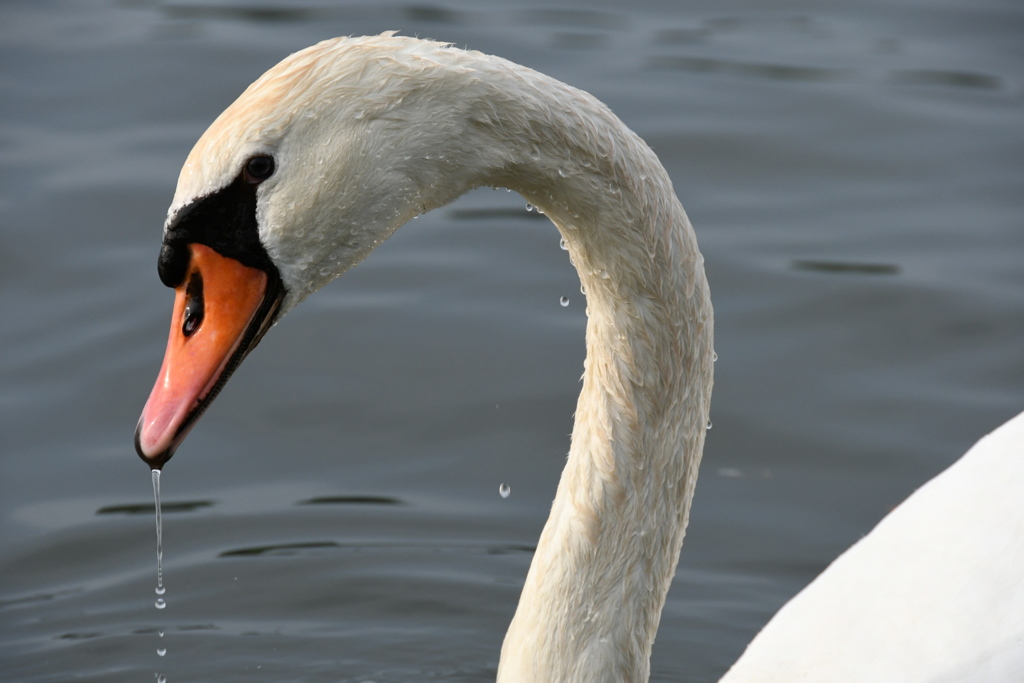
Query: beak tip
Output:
[[135, 419, 174, 470]]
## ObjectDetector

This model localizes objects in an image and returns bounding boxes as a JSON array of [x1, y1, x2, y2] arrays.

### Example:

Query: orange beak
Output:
[[135, 243, 283, 469]]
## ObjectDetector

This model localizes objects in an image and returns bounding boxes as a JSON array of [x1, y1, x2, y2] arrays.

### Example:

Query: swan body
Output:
[[134, 33, 1023, 682], [136, 34, 713, 682], [721, 411, 1024, 682]]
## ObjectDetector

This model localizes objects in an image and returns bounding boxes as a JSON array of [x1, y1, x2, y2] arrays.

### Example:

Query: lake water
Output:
[[1, 1, 1022, 681]]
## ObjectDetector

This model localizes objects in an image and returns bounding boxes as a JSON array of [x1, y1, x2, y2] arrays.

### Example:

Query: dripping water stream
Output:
[[153, 469, 166, 610], [152, 469, 167, 680]]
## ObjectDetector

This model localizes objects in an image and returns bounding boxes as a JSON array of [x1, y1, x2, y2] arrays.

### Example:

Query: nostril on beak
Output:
[[182, 271, 204, 337]]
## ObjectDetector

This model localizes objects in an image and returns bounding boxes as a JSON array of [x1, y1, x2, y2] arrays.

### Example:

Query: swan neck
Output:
[[478, 74, 714, 683]]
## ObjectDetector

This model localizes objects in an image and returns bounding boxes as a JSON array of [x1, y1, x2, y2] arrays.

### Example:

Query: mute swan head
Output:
[[136, 34, 705, 471], [136, 35, 523, 465]]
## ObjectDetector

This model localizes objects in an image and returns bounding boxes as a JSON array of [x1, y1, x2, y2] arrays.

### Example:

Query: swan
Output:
[[136, 33, 713, 681], [134, 34, 1024, 681]]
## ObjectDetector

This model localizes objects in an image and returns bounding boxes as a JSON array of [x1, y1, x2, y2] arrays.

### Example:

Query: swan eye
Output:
[[243, 155, 275, 183]]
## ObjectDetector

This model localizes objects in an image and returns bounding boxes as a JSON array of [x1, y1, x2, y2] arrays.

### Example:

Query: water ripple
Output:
[[791, 259, 901, 276], [647, 55, 849, 83], [95, 500, 214, 515], [219, 541, 535, 558], [888, 69, 1002, 91], [298, 495, 405, 506]]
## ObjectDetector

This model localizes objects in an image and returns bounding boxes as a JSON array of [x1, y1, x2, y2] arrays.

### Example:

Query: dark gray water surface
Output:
[[2, 1, 1022, 681]]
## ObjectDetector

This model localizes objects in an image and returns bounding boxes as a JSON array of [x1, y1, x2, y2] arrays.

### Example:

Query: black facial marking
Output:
[[182, 271, 204, 337], [158, 242, 190, 288], [157, 158, 280, 288]]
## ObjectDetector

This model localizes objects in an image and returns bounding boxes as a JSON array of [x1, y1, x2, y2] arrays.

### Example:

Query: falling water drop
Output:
[[157, 648, 167, 657], [559, 237, 568, 250], [560, 296, 570, 307], [706, 419, 713, 430], [499, 483, 511, 499]]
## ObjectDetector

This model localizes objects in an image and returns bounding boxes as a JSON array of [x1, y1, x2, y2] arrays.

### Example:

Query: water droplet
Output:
[[558, 168, 569, 178], [499, 483, 511, 499], [525, 203, 533, 212], [559, 237, 568, 250], [712, 351, 718, 362], [599, 270, 610, 279], [155, 598, 166, 610], [157, 648, 167, 657], [706, 419, 713, 430], [159, 631, 164, 638], [156, 675, 167, 683], [560, 296, 570, 307]]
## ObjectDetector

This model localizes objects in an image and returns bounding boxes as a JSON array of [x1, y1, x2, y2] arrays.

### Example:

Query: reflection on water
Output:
[[1, 1, 1022, 682]]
